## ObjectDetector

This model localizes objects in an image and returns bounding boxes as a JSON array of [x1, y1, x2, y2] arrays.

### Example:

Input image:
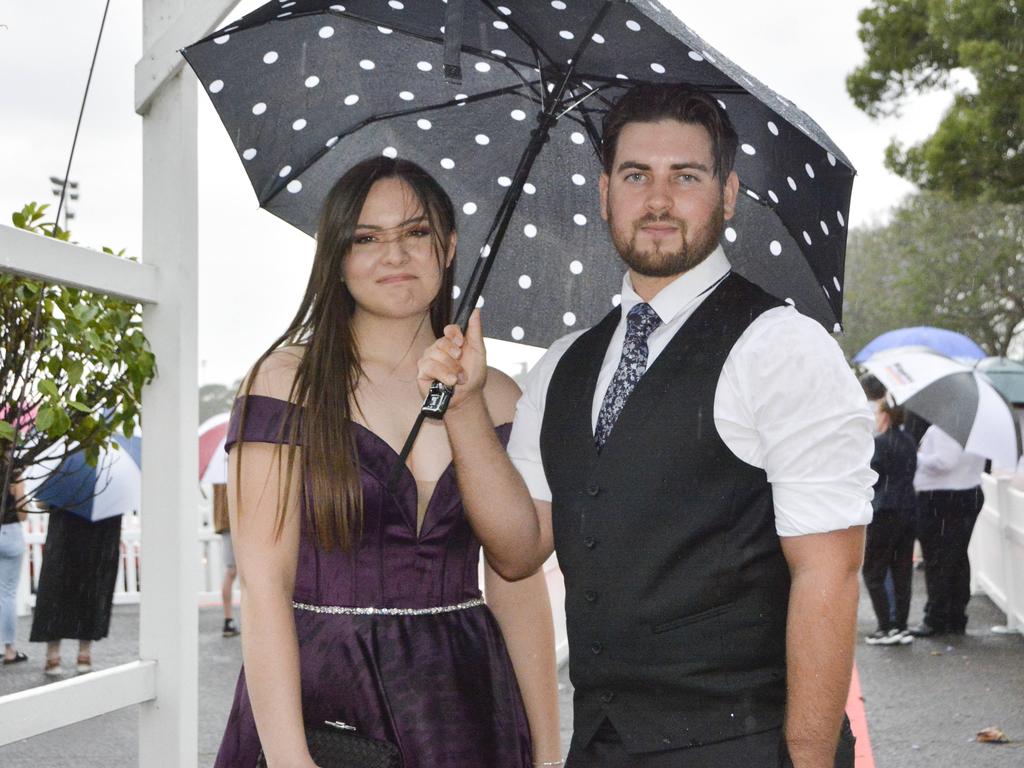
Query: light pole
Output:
[[48, 175, 79, 231]]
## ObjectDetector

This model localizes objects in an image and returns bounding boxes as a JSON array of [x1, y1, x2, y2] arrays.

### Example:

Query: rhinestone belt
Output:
[[292, 597, 486, 616]]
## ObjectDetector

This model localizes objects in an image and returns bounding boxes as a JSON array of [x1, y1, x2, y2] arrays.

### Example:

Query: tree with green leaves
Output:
[[840, 193, 1024, 358], [1, 203, 156, 512], [847, 0, 1024, 203]]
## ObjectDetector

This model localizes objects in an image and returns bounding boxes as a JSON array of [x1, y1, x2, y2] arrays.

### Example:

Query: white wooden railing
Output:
[[970, 473, 1024, 633]]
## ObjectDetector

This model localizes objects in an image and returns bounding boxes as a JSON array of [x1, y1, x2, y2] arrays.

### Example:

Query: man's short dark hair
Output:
[[859, 373, 887, 401], [600, 83, 739, 182]]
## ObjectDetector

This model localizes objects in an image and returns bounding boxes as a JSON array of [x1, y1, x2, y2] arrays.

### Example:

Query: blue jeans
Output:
[[0, 522, 26, 646]]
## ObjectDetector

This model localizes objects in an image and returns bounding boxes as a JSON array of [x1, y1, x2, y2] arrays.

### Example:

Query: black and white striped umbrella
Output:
[[183, 0, 854, 347], [863, 347, 1022, 469]]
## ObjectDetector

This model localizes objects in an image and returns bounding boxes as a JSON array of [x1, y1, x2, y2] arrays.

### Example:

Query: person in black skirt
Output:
[[860, 375, 918, 646], [29, 507, 122, 676]]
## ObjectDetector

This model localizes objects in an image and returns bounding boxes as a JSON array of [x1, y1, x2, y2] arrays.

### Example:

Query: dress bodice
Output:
[[226, 395, 510, 609]]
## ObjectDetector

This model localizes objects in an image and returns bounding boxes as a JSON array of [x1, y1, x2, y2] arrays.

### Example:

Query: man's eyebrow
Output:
[[614, 160, 711, 173], [355, 215, 428, 230]]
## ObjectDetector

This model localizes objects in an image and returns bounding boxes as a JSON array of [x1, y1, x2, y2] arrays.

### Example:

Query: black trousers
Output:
[[862, 508, 915, 631], [915, 487, 983, 632], [566, 717, 855, 768]]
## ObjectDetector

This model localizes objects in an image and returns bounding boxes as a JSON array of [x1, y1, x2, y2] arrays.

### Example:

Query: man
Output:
[[419, 83, 875, 767], [911, 425, 985, 637]]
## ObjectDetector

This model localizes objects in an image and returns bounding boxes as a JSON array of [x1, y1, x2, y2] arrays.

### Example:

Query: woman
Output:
[[1, 459, 28, 666], [216, 157, 561, 768]]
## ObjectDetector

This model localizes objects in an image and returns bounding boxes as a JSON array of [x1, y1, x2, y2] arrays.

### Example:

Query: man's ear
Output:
[[445, 231, 457, 267], [599, 172, 610, 222], [722, 170, 739, 221]]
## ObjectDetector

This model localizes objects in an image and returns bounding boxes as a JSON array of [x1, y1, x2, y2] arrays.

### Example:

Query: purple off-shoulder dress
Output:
[[214, 396, 532, 768]]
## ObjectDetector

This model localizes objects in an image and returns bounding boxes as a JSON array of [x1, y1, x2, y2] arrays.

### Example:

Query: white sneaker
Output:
[[865, 629, 903, 646], [895, 629, 914, 645]]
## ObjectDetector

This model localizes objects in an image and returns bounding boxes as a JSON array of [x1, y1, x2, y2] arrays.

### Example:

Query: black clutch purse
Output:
[[256, 720, 402, 768]]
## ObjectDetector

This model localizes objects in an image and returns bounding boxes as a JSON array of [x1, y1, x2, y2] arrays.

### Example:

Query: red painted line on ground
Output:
[[847, 664, 876, 768]]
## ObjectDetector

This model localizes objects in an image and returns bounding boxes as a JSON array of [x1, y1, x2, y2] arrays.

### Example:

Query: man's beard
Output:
[[608, 197, 726, 278]]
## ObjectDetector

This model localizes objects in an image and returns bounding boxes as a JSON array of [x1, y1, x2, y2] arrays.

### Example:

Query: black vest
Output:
[[541, 273, 790, 753]]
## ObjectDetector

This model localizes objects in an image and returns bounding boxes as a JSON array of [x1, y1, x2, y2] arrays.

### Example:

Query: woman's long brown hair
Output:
[[233, 157, 456, 551]]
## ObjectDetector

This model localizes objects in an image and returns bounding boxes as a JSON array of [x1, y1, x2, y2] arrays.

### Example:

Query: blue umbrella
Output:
[[854, 327, 985, 363], [31, 435, 142, 522]]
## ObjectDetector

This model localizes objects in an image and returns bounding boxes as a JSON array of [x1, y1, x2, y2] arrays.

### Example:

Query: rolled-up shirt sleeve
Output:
[[715, 308, 877, 537]]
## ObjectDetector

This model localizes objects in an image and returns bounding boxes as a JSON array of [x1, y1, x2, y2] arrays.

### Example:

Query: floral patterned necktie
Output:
[[594, 302, 663, 450]]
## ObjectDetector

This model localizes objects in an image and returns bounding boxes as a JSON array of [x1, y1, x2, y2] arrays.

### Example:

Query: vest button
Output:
[[600, 691, 615, 704], [585, 483, 600, 496], [590, 641, 603, 655], [584, 590, 598, 603], [583, 536, 597, 550]]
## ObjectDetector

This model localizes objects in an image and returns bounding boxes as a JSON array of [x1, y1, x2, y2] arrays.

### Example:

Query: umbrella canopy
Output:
[[183, 0, 855, 346], [976, 357, 1024, 406], [862, 347, 1021, 469], [199, 412, 231, 485], [27, 434, 142, 522], [854, 326, 985, 363]]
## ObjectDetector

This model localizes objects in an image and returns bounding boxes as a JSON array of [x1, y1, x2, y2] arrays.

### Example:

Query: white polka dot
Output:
[[462, 202, 477, 215], [523, 183, 536, 195], [382, 146, 397, 158], [571, 131, 585, 144], [399, 91, 414, 101], [279, 165, 292, 177], [837, 211, 846, 227], [287, 180, 302, 193], [476, 296, 485, 309], [497, 176, 512, 187], [822, 285, 830, 298], [833, 323, 842, 333], [571, 174, 586, 186], [452, 286, 461, 299], [440, 158, 455, 170], [497, 5, 511, 14], [330, 4, 346, 10], [803, 231, 813, 245], [785, 297, 796, 306], [242, 148, 257, 160], [768, 190, 779, 204], [319, 26, 335, 38], [741, 143, 756, 155], [417, 61, 432, 72], [688, 51, 704, 61], [388, 0, 404, 8], [454, 93, 468, 102], [769, 240, 782, 256], [209, 79, 224, 93], [805, 163, 815, 178], [292, 118, 307, 131], [787, 176, 797, 191], [626, 19, 641, 31], [491, 49, 507, 57], [326, 137, 339, 147], [592, 33, 606, 43], [480, 244, 491, 258], [569, 260, 583, 275], [277, 12, 292, 18], [524, 224, 538, 238], [612, 294, 621, 307], [510, 109, 526, 121], [511, 326, 525, 341], [378, 26, 393, 34], [767, 121, 779, 136], [252, 102, 267, 115], [344, 94, 359, 105], [616, 73, 629, 80], [563, 312, 577, 326], [475, 134, 490, 145], [475, 62, 491, 73], [833, 277, 842, 292], [745, 189, 760, 201], [263, 51, 278, 64], [518, 275, 532, 289], [493, 20, 509, 30], [827, 152, 837, 166], [724, 227, 737, 242], [214, 34, 230, 44], [360, 59, 375, 70], [650, 63, 666, 74], [573, 213, 587, 226], [717, 99, 727, 109], [551, 0, 566, 8], [820, 220, 830, 235], [305, 76, 320, 88], [417, 118, 432, 130], [559, 30, 574, 40], [281, 1, 296, 7]]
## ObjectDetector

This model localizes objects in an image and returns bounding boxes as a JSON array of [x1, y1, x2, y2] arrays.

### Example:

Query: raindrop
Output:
[[511, 109, 526, 121], [440, 158, 455, 170], [399, 90, 414, 101], [292, 118, 307, 131], [769, 240, 782, 256], [573, 213, 587, 226], [383, 146, 398, 158], [571, 173, 586, 186], [463, 202, 477, 215], [344, 94, 359, 105], [563, 312, 577, 326], [511, 326, 525, 341], [242, 148, 257, 160], [209, 80, 224, 93], [569, 260, 583, 275], [360, 59, 376, 70], [417, 118, 432, 130], [724, 227, 737, 242], [518, 275, 532, 289], [305, 76, 320, 88], [475, 134, 490, 145], [318, 26, 335, 38], [287, 180, 302, 194], [571, 131, 585, 144], [252, 102, 267, 115]]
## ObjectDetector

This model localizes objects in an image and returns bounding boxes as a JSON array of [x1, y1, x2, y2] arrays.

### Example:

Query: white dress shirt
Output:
[[507, 246, 877, 537], [913, 425, 986, 491]]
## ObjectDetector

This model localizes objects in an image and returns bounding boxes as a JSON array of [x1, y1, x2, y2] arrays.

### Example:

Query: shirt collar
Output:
[[619, 245, 732, 325]]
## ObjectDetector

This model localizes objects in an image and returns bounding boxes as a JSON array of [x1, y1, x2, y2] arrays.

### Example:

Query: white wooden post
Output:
[[137, 2, 199, 764], [991, 476, 1022, 634]]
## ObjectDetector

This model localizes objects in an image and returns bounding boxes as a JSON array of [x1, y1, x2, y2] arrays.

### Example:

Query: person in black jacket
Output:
[[860, 375, 918, 645]]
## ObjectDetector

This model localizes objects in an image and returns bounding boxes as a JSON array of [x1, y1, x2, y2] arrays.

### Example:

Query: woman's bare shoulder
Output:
[[241, 346, 306, 403]]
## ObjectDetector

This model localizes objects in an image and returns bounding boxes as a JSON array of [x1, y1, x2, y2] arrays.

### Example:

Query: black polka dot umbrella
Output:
[[183, 0, 855, 353]]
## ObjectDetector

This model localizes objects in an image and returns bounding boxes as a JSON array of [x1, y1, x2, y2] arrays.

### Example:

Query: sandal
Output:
[[3, 651, 28, 665], [44, 658, 62, 676], [76, 654, 93, 674]]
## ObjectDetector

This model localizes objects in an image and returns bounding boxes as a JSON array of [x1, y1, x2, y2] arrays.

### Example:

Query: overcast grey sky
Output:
[[0, 1, 960, 386]]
